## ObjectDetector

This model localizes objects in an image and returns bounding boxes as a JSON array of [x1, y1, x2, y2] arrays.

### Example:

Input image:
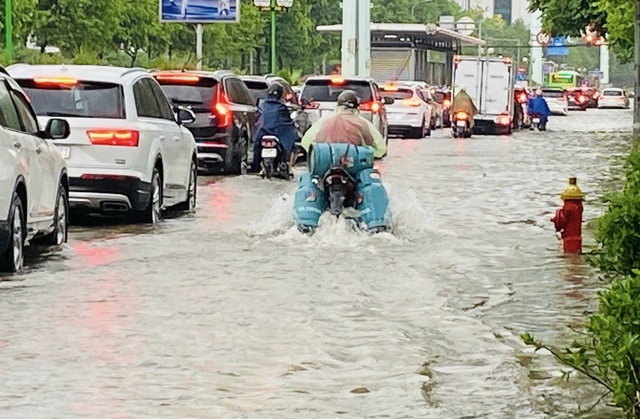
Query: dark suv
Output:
[[239, 75, 298, 107], [152, 70, 257, 175]]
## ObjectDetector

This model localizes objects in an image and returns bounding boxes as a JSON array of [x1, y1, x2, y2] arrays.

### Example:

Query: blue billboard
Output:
[[546, 36, 569, 57], [160, 0, 240, 23]]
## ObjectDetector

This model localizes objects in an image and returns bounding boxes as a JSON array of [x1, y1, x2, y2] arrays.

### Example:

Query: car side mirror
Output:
[[43, 118, 70, 139], [383, 96, 395, 105], [177, 108, 196, 125]]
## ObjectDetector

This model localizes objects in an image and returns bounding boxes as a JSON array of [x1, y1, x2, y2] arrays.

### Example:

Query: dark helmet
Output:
[[268, 82, 285, 99], [337, 90, 360, 109]]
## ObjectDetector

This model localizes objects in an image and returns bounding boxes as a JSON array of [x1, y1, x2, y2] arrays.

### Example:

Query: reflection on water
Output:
[[0, 109, 633, 418]]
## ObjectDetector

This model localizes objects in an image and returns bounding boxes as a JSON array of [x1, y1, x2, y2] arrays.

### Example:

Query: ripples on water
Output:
[[0, 109, 633, 418]]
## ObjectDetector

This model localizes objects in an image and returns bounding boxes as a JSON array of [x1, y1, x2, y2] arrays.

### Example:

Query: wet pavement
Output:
[[0, 108, 633, 418]]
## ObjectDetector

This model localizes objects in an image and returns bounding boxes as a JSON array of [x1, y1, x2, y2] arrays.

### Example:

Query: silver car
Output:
[[299, 76, 394, 144]]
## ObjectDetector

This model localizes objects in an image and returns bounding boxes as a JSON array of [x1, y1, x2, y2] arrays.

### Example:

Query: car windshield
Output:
[[301, 79, 373, 103], [542, 90, 564, 98], [381, 88, 413, 100], [17, 79, 125, 118], [156, 78, 217, 112], [242, 80, 269, 104], [603, 90, 623, 96]]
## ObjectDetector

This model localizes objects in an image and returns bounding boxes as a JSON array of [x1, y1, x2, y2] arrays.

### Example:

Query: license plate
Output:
[[57, 147, 70, 159], [261, 148, 278, 158], [456, 121, 466, 127], [532, 118, 540, 123]]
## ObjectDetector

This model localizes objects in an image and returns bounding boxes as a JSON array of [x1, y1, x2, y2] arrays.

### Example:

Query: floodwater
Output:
[[0, 108, 633, 418]]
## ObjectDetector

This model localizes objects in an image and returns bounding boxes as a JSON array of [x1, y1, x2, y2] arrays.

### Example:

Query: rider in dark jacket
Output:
[[252, 82, 299, 172], [527, 88, 551, 130]]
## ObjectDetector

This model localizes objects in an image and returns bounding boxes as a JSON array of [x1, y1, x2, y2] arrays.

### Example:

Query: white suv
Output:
[[380, 82, 433, 138], [7, 64, 198, 223], [0, 70, 71, 272]]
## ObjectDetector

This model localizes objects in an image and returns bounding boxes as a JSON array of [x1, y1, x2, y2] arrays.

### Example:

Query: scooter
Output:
[[529, 113, 547, 131], [451, 111, 473, 138], [259, 135, 293, 180]]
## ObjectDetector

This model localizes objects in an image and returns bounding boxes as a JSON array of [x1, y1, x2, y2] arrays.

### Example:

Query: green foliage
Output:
[[276, 68, 303, 85], [522, 270, 640, 416]]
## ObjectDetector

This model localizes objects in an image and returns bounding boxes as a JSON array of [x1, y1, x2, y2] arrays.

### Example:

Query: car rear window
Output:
[[380, 88, 413, 100], [603, 90, 623, 96], [433, 91, 449, 103], [542, 90, 564, 98], [242, 80, 269, 104], [301, 79, 373, 103], [155, 77, 217, 112], [17, 79, 125, 118]]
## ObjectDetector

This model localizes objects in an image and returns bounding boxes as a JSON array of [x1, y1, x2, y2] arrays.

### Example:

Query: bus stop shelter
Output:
[[316, 23, 486, 86]]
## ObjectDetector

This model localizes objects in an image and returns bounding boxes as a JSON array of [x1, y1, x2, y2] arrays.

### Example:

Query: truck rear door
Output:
[[481, 60, 513, 117]]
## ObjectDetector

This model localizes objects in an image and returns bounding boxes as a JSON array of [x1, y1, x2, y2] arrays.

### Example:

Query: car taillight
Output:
[[403, 98, 422, 107], [443, 99, 451, 109], [495, 115, 510, 125], [212, 87, 232, 128], [359, 101, 382, 113], [455, 112, 468, 120], [87, 130, 139, 147], [578, 95, 586, 103]]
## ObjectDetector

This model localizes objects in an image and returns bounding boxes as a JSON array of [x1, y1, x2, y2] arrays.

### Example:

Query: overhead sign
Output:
[[546, 36, 569, 56], [536, 32, 551, 46], [160, 0, 240, 23]]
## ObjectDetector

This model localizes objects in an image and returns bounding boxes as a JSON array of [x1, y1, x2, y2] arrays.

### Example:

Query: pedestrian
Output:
[[219, 0, 230, 15]]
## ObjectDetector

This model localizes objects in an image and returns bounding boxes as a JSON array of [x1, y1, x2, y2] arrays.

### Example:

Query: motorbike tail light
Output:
[[261, 140, 276, 147], [359, 101, 382, 113], [518, 93, 527, 103], [212, 86, 233, 128], [403, 98, 422, 107], [455, 112, 468, 120], [443, 99, 451, 109], [87, 130, 139, 147]]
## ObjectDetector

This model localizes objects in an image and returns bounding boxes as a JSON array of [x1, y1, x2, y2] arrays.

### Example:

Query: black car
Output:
[[433, 88, 452, 127], [152, 70, 257, 175]]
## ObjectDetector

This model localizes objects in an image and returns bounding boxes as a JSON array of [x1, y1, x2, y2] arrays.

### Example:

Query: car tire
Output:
[[227, 136, 248, 175], [411, 119, 426, 138], [176, 160, 197, 211], [0, 193, 25, 273], [40, 183, 68, 246], [132, 168, 162, 224]]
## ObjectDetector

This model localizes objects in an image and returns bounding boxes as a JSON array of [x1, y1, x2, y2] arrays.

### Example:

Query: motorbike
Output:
[[290, 107, 310, 162], [529, 112, 547, 131], [293, 143, 392, 235], [451, 111, 473, 138], [259, 135, 293, 180]]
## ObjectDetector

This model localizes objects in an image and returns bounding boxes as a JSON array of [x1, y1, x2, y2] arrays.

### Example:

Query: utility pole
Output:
[[635, 0, 640, 139], [4, 0, 12, 64]]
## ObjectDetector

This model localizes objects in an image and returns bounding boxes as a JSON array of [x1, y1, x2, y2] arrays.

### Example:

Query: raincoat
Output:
[[253, 96, 299, 171], [527, 95, 551, 124], [300, 106, 387, 158], [452, 90, 479, 128]]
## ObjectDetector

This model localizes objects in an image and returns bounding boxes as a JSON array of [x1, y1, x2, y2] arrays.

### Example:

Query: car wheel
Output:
[[177, 160, 197, 211], [41, 183, 68, 246], [133, 168, 162, 224], [228, 136, 248, 175], [411, 119, 425, 138], [0, 193, 25, 273]]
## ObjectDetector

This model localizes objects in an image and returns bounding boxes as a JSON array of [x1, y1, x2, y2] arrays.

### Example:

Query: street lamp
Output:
[[411, 0, 432, 19], [254, 0, 294, 73], [5, 0, 12, 63]]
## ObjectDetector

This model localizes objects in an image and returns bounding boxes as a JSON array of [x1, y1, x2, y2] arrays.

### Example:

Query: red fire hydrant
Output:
[[551, 177, 585, 253]]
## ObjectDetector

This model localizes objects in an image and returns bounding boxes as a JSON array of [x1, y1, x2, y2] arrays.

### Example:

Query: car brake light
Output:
[[443, 99, 451, 109], [359, 101, 381, 113], [33, 77, 78, 86], [383, 85, 398, 91], [495, 115, 511, 125], [578, 95, 586, 103], [455, 112, 468, 120], [330, 77, 345, 85], [154, 74, 201, 84], [212, 86, 232, 128], [87, 130, 139, 147], [403, 98, 422, 107]]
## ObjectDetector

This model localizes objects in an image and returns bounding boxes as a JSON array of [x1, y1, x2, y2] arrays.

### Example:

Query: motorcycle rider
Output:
[[451, 86, 479, 128], [300, 90, 386, 158], [527, 88, 551, 131], [253, 82, 299, 174]]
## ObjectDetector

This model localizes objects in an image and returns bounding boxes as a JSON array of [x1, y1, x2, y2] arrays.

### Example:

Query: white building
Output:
[[454, 0, 532, 25]]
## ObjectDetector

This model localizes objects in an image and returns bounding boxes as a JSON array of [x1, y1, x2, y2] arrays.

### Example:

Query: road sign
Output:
[[536, 32, 551, 46], [547, 36, 569, 56], [160, 0, 240, 23], [589, 70, 604, 79]]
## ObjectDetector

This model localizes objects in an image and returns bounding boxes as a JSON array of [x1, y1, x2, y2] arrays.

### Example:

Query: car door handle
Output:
[[12, 141, 21, 149], [159, 135, 166, 141]]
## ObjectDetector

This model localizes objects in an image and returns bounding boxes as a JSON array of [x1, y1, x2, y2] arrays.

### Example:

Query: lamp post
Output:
[[411, 0, 432, 19], [5, 0, 12, 64], [254, 0, 293, 74]]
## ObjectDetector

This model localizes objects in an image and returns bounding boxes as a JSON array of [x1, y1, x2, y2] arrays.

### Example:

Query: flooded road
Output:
[[0, 109, 633, 418]]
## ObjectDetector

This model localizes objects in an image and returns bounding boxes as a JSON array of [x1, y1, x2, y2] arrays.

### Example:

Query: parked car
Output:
[[299, 75, 393, 148], [432, 88, 452, 127], [565, 87, 588, 111], [151, 70, 255, 175], [598, 88, 630, 109], [0, 67, 72, 272], [379, 82, 432, 138], [8, 64, 198, 223], [541, 87, 569, 116]]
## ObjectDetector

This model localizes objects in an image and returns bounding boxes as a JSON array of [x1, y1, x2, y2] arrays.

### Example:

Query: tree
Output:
[[0, 0, 38, 47], [113, 0, 168, 67]]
